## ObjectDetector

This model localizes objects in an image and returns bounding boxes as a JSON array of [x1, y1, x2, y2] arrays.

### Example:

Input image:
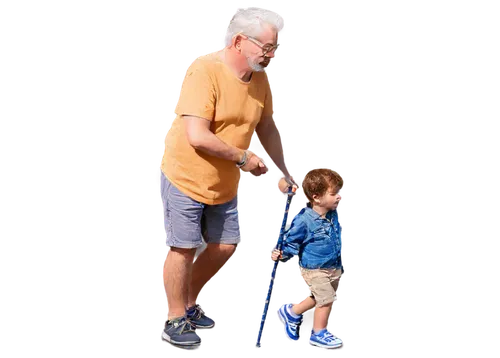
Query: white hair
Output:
[[225, 7, 284, 46]]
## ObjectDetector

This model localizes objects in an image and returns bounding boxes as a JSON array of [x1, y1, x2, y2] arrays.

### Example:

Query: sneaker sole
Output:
[[274, 307, 298, 344], [191, 322, 214, 329], [277, 307, 299, 341], [161, 331, 201, 348], [309, 340, 342, 349]]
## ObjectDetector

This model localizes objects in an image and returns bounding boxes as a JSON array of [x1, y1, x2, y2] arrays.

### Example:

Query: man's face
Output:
[[240, 25, 278, 72]]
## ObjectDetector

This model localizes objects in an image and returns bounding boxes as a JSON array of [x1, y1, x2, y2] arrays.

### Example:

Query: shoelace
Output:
[[191, 304, 205, 320], [170, 318, 196, 334]]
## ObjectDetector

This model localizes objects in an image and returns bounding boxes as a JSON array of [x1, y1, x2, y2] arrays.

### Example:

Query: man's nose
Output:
[[265, 51, 275, 58]]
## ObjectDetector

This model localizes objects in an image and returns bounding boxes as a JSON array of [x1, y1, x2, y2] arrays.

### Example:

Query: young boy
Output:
[[272, 169, 344, 349]]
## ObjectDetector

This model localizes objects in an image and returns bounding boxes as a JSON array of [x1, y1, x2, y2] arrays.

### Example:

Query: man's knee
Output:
[[167, 247, 197, 261], [220, 243, 237, 256], [207, 243, 237, 259]]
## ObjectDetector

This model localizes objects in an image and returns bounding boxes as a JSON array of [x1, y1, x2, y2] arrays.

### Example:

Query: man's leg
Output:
[[184, 195, 240, 329], [188, 243, 236, 307], [160, 172, 204, 346], [188, 195, 240, 307], [164, 247, 197, 320], [162, 247, 201, 348]]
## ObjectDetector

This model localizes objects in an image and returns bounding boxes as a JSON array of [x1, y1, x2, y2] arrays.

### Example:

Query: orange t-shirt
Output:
[[161, 52, 273, 205]]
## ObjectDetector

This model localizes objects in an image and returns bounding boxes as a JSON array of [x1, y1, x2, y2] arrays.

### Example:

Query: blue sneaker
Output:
[[309, 329, 343, 348], [186, 304, 215, 329], [162, 316, 201, 348], [278, 304, 303, 340]]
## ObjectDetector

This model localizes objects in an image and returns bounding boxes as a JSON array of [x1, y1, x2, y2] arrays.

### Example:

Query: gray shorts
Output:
[[160, 172, 241, 248]]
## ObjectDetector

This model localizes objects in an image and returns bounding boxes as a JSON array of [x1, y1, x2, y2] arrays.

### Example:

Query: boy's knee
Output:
[[316, 300, 334, 308]]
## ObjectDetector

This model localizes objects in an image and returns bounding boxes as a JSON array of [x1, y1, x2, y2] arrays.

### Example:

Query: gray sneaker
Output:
[[186, 304, 215, 329], [162, 316, 201, 348]]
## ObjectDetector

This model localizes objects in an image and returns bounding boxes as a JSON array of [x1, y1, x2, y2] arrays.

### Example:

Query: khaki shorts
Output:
[[300, 267, 342, 306]]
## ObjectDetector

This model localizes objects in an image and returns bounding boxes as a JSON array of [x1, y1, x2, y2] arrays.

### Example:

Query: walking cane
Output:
[[254, 186, 297, 349]]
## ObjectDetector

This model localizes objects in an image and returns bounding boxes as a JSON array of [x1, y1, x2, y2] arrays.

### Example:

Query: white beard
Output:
[[247, 57, 265, 72]]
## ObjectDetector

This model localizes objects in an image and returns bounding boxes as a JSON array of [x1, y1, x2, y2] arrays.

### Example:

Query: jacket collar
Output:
[[305, 202, 335, 221]]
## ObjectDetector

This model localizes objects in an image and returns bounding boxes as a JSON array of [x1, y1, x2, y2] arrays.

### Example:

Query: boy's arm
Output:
[[279, 216, 307, 262]]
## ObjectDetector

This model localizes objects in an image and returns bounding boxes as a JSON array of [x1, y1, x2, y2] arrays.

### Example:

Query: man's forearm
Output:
[[189, 129, 244, 163], [257, 125, 289, 176]]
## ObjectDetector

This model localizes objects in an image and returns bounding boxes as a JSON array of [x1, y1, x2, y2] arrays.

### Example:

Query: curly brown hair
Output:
[[302, 169, 343, 203]]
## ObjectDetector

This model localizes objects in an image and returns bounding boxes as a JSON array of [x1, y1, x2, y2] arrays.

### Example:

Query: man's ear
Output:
[[233, 35, 241, 51]]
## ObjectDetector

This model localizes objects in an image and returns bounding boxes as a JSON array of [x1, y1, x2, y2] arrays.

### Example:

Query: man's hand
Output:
[[250, 153, 269, 180], [278, 176, 298, 193], [240, 150, 269, 175]]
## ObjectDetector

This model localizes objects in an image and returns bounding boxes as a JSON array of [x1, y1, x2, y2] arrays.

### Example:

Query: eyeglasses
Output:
[[239, 34, 279, 56]]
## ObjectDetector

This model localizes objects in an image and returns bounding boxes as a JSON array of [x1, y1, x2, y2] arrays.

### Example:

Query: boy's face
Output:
[[315, 186, 342, 211]]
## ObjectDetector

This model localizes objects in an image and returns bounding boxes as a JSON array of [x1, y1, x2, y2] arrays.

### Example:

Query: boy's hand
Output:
[[271, 249, 283, 261]]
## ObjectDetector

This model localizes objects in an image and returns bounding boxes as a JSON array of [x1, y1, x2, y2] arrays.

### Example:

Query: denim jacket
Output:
[[280, 204, 343, 271]]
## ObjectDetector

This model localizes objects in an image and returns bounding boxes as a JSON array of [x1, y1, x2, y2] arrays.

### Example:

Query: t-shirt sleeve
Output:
[[261, 73, 273, 118], [175, 60, 216, 120]]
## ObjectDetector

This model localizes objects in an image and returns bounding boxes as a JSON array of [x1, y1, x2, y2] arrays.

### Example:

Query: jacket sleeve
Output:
[[280, 216, 307, 262]]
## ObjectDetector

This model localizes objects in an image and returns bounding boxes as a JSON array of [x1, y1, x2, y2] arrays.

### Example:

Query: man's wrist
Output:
[[281, 168, 295, 183], [236, 150, 248, 168]]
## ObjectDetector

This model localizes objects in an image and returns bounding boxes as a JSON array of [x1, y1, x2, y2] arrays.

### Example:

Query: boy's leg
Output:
[[275, 267, 316, 343], [305, 268, 342, 349], [292, 295, 316, 315], [312, 302, 333, 332], [278, 295, 314, 341], [310, 302, 343, 349], [278, 302, 304, 340]]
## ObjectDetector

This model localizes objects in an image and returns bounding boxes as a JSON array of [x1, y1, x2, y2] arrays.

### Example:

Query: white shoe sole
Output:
[[309, 339, 343, 349], [191, 322, 214, 329], [161, 331, 201, 348]]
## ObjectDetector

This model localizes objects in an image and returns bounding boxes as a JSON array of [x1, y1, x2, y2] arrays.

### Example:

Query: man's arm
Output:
[[255, 115, 292, 179], [184, 115, 266, 173], [184, 115, 243, 162]]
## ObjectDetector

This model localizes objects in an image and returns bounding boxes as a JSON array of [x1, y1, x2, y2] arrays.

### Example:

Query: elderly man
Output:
[[160, 7, 295, 348]]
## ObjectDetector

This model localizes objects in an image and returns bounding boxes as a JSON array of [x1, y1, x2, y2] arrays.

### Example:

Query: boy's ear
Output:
[[312, 194, 320, 203]]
